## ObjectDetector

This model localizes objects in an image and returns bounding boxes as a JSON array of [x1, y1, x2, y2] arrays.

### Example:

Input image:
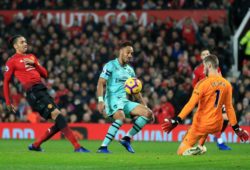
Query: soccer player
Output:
[[162, 54, 249, 155], [3, 35, 89, 152], [96, 41, 153, 153], [193, 50, 231, 150]]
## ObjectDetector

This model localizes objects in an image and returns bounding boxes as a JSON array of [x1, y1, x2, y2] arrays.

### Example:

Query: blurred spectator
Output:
[[17, 98, 29, 121], [116, 0, 126, 10], [10, 87, 23, 107], [0, 0, 232, 10], [142, 0, 157, 10], [0, 3, 247, 125], [177, 17, 198, 45], [154, 95, 175, 124], [240, 30, 250, 60], [26, 107, 41, 123]]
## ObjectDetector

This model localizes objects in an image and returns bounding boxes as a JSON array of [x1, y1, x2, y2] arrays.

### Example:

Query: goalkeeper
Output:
[[162, 54, 249, 155]]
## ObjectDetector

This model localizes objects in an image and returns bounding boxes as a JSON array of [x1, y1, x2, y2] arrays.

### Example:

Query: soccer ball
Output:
[[124, 77, 142, 95]]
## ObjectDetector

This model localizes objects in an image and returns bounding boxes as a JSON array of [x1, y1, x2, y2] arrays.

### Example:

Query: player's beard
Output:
[[123, 57, 129, 64]]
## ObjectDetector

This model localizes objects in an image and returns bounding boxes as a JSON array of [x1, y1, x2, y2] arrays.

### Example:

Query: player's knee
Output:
[[113, 110, 126, 122]]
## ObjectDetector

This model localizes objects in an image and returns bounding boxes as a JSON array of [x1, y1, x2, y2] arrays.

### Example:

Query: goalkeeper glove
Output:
[[232, 124, 249, 142], [161, 116, 182, 134]]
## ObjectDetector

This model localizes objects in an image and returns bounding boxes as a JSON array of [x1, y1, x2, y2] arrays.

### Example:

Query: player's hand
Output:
[[23, 58, 35, 65], [6, 104, 16, 114], [235, 128, 249, 142], [161, 117, 182, 134]]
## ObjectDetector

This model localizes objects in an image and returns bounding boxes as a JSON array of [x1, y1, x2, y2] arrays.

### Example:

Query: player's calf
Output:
[[221, 120, 229, 133]]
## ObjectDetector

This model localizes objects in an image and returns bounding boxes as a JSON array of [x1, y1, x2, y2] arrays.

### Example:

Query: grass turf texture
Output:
[[0, 140, 249, 170]]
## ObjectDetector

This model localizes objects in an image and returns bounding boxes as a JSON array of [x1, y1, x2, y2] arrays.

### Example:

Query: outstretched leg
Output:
[[97, 110, 125, 153], [32, 124, 60, 149], [120, 104, 152, 153], [177, 127, 204, 156], [30, 108, 89, 152]]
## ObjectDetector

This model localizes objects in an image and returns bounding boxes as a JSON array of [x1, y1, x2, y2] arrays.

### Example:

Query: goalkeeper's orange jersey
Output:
[[178, 75, 237, 133]]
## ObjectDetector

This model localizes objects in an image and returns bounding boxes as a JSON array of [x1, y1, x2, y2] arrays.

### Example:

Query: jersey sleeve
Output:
[[178, 82, 202, 120], [192, 68, 199, 88], [224, 83, 237, 126], [3, 60, 15, 105], [100, 62, 113, 80]]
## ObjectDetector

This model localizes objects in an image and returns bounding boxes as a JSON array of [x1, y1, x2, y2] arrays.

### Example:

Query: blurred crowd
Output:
[[0, 2, 250, 126], [1, 0, 249, 31], [0, 0, 235, 10]]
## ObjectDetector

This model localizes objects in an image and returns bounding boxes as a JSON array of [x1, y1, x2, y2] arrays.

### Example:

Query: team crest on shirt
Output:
[[48, 104, 53, 109], [30, 55, 35, 60]]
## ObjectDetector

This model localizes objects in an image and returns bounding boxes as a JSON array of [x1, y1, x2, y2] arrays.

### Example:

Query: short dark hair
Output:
[[203, 54, 219, 68], [119, 41, 133, 49], [8, 35, 23, 47]]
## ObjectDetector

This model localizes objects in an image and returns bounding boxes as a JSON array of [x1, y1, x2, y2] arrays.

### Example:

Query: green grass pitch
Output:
[[0, 140, 249, 170]]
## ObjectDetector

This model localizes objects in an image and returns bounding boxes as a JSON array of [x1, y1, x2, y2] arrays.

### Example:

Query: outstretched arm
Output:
[[162, 86, 200, 133], [225, 84, 249, 142], [178, 91, 199, 120], [224, 84, 237, 126], [3, 61, 14, 108], [97, 77, 106, 115]]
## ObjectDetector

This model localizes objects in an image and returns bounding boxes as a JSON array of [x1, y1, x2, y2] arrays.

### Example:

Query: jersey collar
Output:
[[115, 58, 127, 68]]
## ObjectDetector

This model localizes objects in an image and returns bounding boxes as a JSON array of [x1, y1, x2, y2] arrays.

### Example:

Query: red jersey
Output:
[[3, 53, 48, 105], [192, 64, 221, 87], [182, 25, 196, 45]]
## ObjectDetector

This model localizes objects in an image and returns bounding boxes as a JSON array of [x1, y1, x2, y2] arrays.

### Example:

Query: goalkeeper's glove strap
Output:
[[232, 124, 240, 132], [174, 116, 182, 124]]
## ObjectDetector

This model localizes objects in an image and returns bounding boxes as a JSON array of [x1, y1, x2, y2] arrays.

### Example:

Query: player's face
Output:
[[120, 46, 133, 64], [201, 50, 210, 60], [14, 37, 28, 53]]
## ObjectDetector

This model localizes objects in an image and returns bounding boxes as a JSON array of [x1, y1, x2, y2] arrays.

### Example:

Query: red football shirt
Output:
[[192, 64, 221, 87], [3, 53, 48, 105]]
